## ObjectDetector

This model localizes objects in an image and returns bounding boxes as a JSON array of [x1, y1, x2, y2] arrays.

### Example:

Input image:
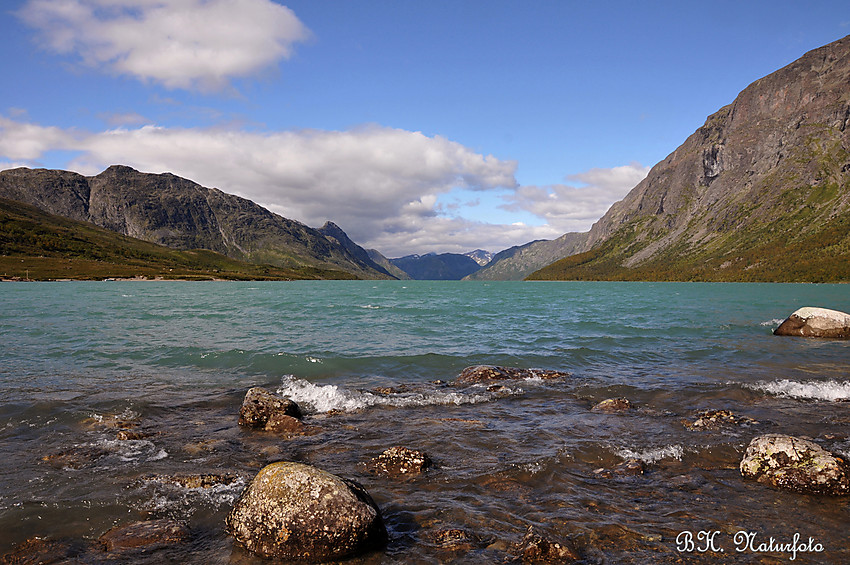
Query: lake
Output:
[[1, 280, 848, 563]]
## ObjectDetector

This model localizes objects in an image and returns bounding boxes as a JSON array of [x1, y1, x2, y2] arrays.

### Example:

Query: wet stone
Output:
[[1, 537, 89, 564], [264, 412, 309, 434], [740, 434, 850, 495], [238, 387, 302, 429], [774, 307, 850, 339], [685, 409, 758, 430], [454, 365, 570, 385], [594, 458, 645, 479], [99, 518, 190, 551], [146, 473, 242, 489], [590, 398, 632, 413], [226, 461, 387, 561], [41, 445, 109, 470], [516, 528, 581, 564], [366, 446, 431, 478]]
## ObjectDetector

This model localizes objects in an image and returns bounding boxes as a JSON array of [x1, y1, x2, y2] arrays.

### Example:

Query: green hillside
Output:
[[0, 197, 356, 281]]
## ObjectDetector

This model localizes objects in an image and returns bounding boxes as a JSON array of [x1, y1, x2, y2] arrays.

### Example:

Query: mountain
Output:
[[464, 249, 494, 266], [0, 197, 355, 280], [390, 252, 482, 280], [0, 165, 393, 279], [365, 249, 412, 280], [530, 34, 850, 282], [464, 233, 587, 281]]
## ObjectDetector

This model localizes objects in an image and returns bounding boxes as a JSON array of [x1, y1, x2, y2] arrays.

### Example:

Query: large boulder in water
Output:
[[226, 461, 387, 561], [740, 434, 850, 495], [238, 387, 303, 429], [454, 365, 570, 385], [774, 307, 850, 338]]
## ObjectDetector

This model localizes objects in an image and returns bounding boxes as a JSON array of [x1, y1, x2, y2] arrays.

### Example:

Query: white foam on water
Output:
[[276, 375, 518, 414], [616, 444, 684, 463], [760, 318, 785, 327], [747, 379, 850, 401]]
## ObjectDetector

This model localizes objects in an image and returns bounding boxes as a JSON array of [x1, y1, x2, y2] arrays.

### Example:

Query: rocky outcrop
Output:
[[740, 434, 850, 495], [453, 365, 570, 385], [366, 446, 431, 478], [0, 165, 393, 279], [774, 307, 850, 338], [529, 35, 850, 282], [238, 387, 304, 432], [226, 462, 387, 561]]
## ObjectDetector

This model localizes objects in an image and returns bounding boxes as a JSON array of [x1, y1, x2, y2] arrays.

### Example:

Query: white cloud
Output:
[[18, 0, 310, 91], [0, 115, 647, 256], [503, 163, 649, 233]]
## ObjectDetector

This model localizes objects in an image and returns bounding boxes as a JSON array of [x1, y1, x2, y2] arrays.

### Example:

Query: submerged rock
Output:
[[740, 434, 850, 495], [366, 446, 431, 478], [516, 528, 581, 563], [238, 387, 303, 431], [593, 458, 645, 479], [226, 461, 387, 561], [1, 537, 90, 564], [146, 473, 242, 489], [774, 307, 850, 338], [591, 398, 632, 413], [454, 365, 570, 385], [99, 519, 190, 551], [685, 409, 758, 430]]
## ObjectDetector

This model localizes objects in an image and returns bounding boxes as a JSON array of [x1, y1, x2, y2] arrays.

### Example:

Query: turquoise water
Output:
[[1, 281, 849, 563]]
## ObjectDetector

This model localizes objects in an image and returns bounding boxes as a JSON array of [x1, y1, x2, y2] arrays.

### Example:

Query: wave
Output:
[[616, 444, 684, 463], [760, 318, 784, 327], [747, 379, 850, 401], [276, 375, 520, 414]]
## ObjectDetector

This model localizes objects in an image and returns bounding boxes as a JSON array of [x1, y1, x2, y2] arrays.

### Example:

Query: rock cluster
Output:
[[226, 461, 387, 561], [774, 307, 850, 338], [740, 434, 850, 495], [238, 387, 306, 433], [453, 365, 570, 385]]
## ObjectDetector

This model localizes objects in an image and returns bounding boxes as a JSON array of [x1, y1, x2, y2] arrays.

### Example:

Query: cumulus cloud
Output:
[[0, 116, 526, 254], [17, 0, 310, 91], [503, 163, 649, 233]]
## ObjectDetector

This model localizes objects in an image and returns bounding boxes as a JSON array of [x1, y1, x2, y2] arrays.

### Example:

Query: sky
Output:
[[1, 1, 848, 257]]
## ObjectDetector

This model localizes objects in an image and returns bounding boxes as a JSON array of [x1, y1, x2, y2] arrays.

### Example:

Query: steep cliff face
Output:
[[0, 165, 393, 279], [532, 34, 850, 282]]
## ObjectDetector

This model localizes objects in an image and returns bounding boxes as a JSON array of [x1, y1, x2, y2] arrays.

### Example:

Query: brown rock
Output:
[[774, 307, 850, 338], [226, 462, 387, 561], [264, 412, 309, 434], [1, 537, 87, 564], [454, 365, 570, 385], [590, 398, 631, 413], [366, 446, 431, 478], [517, 528, 581, 563], [685, 409, 757, 430], [99, 519, 190, 551], [238, 387, 302, 429]]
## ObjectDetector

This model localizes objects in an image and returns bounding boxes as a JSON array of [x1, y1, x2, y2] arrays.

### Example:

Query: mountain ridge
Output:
[[0, 165, 393, 279], [529, 34, 850, 282]]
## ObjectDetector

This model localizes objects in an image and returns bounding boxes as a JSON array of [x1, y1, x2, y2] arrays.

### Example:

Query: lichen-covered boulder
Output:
[[774, 307, 850, 338], [226, 462, 387, 561], [366, 446, 431, 478], [238, 387, 303, 429], [591, 398, 632, 413], [454, 365, 570, 385], [740, 434, 850, 495]]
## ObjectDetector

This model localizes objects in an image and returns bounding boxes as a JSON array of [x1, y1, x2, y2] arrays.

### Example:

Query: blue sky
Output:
[[1, 0, 848, 256]]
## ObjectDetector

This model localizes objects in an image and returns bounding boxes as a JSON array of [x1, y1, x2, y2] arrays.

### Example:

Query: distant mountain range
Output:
[[388, 252, 483, 280]]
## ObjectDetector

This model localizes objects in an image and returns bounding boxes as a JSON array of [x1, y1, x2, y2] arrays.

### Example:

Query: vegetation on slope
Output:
[[0, 198, 357, 281]]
